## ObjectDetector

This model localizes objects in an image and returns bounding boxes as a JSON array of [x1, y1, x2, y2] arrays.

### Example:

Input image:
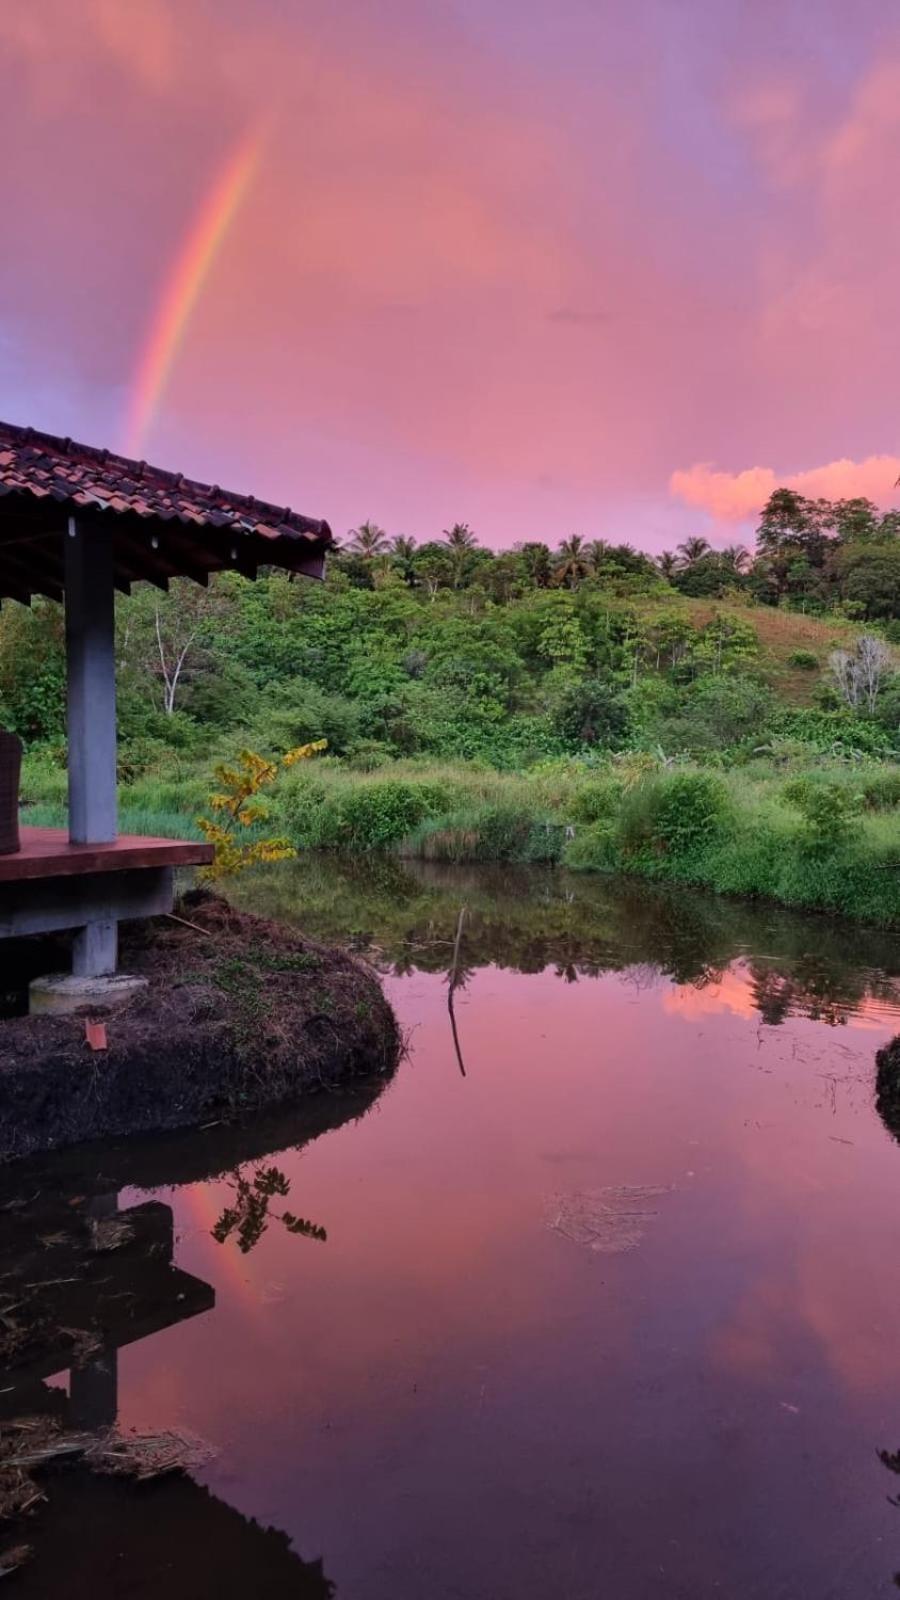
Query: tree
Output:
[[826, 497, 881, 543], [753, 490, 832, 605], [442, 523, 481, 588], [721, 544, 750, 575], [390, 535, 418, 586], [676, 536, 711, 567], [756, 489, 825, 557], [443, 522, 477, 552], [554, 676, 631, 748], [554, 535, 590, 590], [517, 542, 553, 589], [123, 578, 232, 718], [348, 520, 389, 557], [830, 542, 900, 619], [656, 551, 678, 582], [0, 599, 65, 741], [829, 635, 893, 714], [585, 539, 611, 573]]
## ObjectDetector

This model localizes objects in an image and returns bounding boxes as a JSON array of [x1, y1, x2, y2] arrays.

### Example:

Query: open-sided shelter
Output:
[[0, 420, 332, 978]]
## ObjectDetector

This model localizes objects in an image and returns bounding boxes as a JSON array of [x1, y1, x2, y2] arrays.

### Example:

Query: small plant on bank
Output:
[[198, 741, 326, 880]]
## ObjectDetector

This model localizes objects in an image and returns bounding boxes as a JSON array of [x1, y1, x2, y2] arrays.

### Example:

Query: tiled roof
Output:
[[0, 419, 332, 603]]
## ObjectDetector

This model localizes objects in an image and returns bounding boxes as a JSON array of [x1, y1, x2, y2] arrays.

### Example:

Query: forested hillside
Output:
[[1, 487, 898, 926]]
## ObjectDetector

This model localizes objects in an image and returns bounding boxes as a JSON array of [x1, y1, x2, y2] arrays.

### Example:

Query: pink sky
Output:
[[3, 0, 900, 550]]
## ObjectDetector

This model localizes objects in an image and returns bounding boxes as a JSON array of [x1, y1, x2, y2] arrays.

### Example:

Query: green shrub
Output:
[[860, 769, 900, 809], [250, 678, 361, 756], [786, 649, 819, 669], [279, 773, 447, 851], [618, 771, 731, 858], [783, 777, 863, 851], [569, 776, 623, 823], [652, 675, 774, 753], [402, 802, 563, 864], [553, 677, 631, 750]]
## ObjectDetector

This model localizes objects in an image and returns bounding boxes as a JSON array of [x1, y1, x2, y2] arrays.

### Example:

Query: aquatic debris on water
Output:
[[545, 1185, 669, 1255], [0, 1414, 217, 1528], [88, 1215, 134, 1252], [84, 1427, 216, 1480]]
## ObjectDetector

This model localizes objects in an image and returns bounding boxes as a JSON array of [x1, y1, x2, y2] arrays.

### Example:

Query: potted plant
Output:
[[0, 730, 22, 855]]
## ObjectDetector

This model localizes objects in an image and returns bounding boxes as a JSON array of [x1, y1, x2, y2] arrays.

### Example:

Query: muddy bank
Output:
[[0, 894, 401, 1163]]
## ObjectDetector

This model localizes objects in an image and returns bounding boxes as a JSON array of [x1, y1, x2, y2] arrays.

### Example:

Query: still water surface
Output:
[[5, 859, 900, 1598]]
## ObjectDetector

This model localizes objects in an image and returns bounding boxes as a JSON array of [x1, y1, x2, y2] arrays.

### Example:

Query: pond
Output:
[[3, 858, 900, 1598]]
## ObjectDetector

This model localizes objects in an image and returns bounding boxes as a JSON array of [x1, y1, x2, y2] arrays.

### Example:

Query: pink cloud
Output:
[[670, 455, 900, 523], [4, 5, 900, 545]]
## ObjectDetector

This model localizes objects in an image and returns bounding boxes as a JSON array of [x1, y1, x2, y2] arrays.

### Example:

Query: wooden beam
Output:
[[114, 526, 208, 589], [0, 543, 63, 602]]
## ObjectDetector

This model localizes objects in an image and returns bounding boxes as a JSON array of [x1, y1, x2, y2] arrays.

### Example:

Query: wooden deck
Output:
[[0, 826, 213, 883]]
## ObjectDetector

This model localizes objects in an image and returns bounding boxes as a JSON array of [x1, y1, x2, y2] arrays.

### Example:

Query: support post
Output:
[[72, 920, 118, 977], [69, 1192, 120, 1429], [66, 516, 118, 978], [65, 515, 118, 845]]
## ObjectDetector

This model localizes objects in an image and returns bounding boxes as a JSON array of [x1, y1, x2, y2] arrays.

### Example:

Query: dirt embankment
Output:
[[0, 893, 401, 1163]]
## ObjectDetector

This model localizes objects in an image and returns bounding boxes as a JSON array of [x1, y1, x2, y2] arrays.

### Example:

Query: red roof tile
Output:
[[0, 419, 332, 603]]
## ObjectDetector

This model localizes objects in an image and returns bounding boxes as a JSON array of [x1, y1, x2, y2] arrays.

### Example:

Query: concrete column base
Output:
[[29, 972, 149, 1017]]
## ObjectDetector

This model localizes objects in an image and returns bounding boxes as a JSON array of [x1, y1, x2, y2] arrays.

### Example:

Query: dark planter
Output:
[[0, 730, 22, 855]]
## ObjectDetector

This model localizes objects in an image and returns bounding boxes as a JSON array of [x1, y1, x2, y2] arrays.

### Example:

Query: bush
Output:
[[250, 679, 361, 757], [570, 776, 624, 823], [782, 777, 863, 851], [402, 803, 563, 864], [618, 771, 731, 858], [653, 676, 774, 753], [860, 769, 900, 809], [787, 649, 819, 669], [554, 677, 631, 750], [279, 773, 447, 851]]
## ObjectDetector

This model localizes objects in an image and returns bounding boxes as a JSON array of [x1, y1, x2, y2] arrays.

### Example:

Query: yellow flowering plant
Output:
[[197, 741, 327, 881]]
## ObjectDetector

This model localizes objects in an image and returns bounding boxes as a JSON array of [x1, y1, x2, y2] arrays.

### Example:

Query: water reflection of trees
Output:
[[0, 1091, 390, 1594], [213, 1162, 327, 1253], [237, 855, 900, 1028]]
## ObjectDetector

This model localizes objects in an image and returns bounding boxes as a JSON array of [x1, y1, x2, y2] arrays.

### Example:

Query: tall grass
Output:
[[19, 749, 900, 927]]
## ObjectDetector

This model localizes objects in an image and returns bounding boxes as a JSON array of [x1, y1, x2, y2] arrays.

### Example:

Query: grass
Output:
[[21, 750, 899, 925]]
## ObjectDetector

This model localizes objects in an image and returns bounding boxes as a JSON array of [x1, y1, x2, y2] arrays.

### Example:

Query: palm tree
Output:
[[442, 522, 479, 588], [656, 550, 678, 582], [554, 535, 590, 590], [390, 534, 418, 586], [348, 520, 389, 557], [721, 543, 750, 574], [443, 522, 478, 552], [585, 539, 611, 574], [676, 535, 712, 567]]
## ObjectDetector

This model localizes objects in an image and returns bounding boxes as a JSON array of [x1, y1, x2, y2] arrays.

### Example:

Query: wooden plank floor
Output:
[[0, 826, 213, 882]]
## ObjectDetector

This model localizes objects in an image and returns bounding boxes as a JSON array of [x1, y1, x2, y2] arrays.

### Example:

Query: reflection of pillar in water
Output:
[[69, 1347, 118, 1428], [69, 1191, 119, 1429]]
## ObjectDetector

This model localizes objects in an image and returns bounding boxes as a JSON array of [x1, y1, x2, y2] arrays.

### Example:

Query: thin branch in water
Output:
[[447, 905, 468, 1079]]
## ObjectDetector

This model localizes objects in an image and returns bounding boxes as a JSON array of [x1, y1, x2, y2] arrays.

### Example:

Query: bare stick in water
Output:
[[447, 906, 468, 1079]]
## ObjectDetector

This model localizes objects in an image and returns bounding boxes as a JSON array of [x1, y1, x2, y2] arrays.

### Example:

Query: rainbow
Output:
[[124, 126, 264, 459]]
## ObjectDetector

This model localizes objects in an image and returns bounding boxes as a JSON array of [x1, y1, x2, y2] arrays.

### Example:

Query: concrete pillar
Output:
[[72, 919, 118, 977], [65, 515, 118, 846], [65, 516, 118, 978]]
